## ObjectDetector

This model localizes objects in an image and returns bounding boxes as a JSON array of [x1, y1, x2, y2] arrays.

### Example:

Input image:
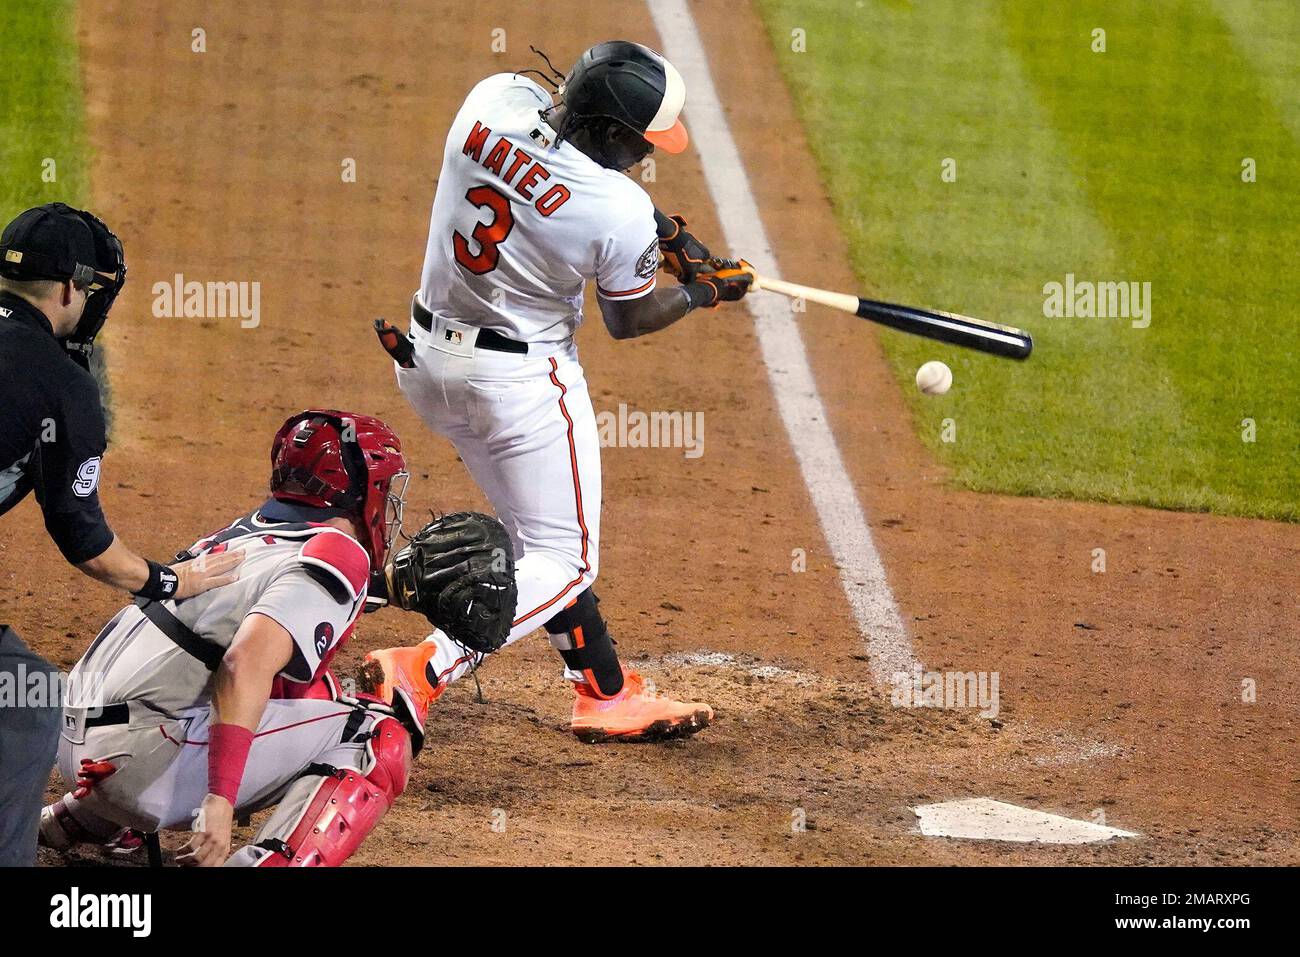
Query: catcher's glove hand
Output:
[[657, 213, 712, 284], [385, 512, 517, 654], [694, 258, 756, 307]]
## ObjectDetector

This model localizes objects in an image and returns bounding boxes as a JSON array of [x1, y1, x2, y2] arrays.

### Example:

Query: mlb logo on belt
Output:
[[445, 329, 463, 345]]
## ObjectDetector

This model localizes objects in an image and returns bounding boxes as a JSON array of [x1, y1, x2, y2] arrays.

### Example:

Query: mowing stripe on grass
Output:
[[1211, 0, 1300, 140], [755, 0, 1297, 520], [1000, 0, 1299, 518], [648, 0, 917, 678], [754, 0, 1184, 500]]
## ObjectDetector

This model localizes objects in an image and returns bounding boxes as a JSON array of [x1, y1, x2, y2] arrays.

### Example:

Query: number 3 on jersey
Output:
[[453, 185, 514, 275]]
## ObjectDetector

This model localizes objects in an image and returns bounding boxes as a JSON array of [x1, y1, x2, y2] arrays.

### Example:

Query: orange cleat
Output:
[[358, 642, 444, 737], [570, 668, 713, 743]]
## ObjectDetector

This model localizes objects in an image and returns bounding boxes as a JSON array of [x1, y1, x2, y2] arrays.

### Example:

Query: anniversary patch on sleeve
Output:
[[635, 239, 659, 280]]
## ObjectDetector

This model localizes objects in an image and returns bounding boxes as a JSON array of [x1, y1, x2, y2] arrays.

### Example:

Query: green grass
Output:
[[0, 0, 88, 218], [0, 0, 110, 422], [755, 0, 1299, 520]]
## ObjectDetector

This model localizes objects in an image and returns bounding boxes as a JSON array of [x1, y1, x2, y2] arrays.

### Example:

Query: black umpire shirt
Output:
[[0, 290, 115, 564]]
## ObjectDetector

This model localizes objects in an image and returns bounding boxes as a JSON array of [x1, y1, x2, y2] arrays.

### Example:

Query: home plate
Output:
[[913, 798, 1140, 844]]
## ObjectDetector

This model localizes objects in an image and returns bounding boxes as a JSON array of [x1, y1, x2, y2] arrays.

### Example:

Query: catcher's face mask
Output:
[[383, 470, 410, 555], [366, 468, 408, 610]]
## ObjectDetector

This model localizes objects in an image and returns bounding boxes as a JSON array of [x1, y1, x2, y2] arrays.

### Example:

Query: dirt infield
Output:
[[7, 0, 1296, 865]]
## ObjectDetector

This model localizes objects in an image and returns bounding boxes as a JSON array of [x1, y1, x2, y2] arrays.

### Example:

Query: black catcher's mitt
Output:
[[386, 512, 517, 654]]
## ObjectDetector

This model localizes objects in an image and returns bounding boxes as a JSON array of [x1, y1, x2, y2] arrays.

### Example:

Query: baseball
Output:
[[915, 360, 952, 396]]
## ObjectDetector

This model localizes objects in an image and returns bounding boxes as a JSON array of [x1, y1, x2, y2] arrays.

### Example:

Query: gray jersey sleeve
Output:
[[247, 567, 360, 683]]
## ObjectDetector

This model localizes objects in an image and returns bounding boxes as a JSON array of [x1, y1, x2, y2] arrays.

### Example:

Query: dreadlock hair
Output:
[[514, 45, 566, 92]]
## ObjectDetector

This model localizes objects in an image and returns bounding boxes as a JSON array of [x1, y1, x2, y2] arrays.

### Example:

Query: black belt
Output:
[[86, 702, 130, 729], [136, 599, 224, 671], [411, 299, 528, 355]]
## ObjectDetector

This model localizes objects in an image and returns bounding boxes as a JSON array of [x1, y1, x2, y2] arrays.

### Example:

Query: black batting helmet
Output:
[[557, 40, 688, 156]]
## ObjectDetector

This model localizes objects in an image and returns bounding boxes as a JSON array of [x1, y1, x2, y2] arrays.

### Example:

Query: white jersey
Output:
[[418, 73, 660, 343], [67, 511, 371, 718]]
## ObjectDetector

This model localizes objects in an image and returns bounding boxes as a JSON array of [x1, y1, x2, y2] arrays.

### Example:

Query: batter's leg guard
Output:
[[227, 715, 412, 867], [544, 588, 625, 699]]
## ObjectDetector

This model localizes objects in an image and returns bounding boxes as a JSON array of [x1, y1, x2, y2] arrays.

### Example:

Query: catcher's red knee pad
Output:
[[256, 716, 411, 867], [363, 714, 413, 796]]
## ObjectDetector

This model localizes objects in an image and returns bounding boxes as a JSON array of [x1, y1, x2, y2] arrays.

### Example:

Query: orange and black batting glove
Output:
[[690, 258, 756, 309], [655, 209, 711, 284], [374, 318, 416, 368]]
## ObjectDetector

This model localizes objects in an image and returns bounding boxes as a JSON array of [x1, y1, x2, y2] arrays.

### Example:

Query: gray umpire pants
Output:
[[0, 626, 62, 866]]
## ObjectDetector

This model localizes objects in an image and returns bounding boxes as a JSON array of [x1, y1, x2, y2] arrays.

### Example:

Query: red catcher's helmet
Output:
[[269, 410, 408, 573]]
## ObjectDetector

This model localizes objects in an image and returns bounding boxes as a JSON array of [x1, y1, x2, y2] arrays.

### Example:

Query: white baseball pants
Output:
[[395, 314, 602, 685]]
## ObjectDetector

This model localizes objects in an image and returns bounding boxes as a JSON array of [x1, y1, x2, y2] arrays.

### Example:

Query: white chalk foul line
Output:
[[648, 1, 916, 678]]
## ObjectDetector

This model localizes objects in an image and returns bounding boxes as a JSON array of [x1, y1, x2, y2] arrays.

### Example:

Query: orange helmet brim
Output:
[[644, 118, 688, 154]]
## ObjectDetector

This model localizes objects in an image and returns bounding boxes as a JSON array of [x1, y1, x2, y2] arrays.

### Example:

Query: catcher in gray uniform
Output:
[[39, 409, 514, 866]]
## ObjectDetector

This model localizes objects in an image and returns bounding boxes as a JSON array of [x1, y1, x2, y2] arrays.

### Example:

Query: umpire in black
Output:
[[0, 203, 241, 865]]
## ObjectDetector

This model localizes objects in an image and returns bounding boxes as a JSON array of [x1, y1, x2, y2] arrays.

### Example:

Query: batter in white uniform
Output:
[[369, 40, 756, 742]]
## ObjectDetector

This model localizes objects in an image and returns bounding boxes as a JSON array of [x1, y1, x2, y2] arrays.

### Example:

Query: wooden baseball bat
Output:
[[751, 273, 1033, 360]]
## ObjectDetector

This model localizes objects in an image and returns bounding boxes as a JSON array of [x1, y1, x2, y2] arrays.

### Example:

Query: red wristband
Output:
[[208, 723, 254, 804]]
